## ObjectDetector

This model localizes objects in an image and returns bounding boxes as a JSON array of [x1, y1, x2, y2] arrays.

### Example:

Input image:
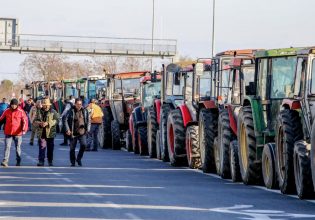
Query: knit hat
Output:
[[10, 98, 18, 106]]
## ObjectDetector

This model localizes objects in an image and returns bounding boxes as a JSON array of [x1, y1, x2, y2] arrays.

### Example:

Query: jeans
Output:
[[87, 123, 100, 150], [70, 135, 87, 164], [3, 135, 22, 162], [38, 138, 55, 163]]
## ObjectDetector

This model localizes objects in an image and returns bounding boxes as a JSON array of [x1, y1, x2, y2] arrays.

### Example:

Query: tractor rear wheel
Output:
[[167, 109, 187, 166], [216, 110, 233, 179], [262, 143, 278, 189], [238, 106, 262, 185], [132, 114, 139, 154], [103, 107, 113, 149], [185, 125, 201, 169], [230, 140, 241, 182], [275, 109, 303, 194], [126, 129, 133, 152], [111, 120, 121, 150], [138, 126, 148, 156], [199, 109, 217, 173], [156, 130, 161, 160], [294, 141, 314, 199], [147, 107, 158, 158], [160, 104, 171, 162]]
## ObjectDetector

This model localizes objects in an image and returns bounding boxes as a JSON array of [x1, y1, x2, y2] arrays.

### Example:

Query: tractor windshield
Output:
[[88, 80, 97, 100], [220, 59, 232, 103], [114, 78, 140, 96], [143, 82, 161, 107], [65, 83, 78, 98], [199, 71, 212, 99], [242, 66, 255, 95], [270, 57, 296, 99]]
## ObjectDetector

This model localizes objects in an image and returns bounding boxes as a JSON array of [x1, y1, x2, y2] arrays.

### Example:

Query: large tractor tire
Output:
[[156, 130, 161, 160], [238, 106, 262, 185], [199, 109, 217, 173], [111, 120, 121, 150], [160, 104, 171, 162], [275, 109, 303, 194], [216, 110, 233, 179], [230, 140, 241, 182], [132, 114, 139, 154], [138, 126, 148, 156], [103, 107, 113, 149], [126, 129, 133, 152], [167, 109, 187, 166], [294, 141, 314, 199], [147, 107, 158, 158], [185, 125, 201, 169], [262, 143, 278, 189]]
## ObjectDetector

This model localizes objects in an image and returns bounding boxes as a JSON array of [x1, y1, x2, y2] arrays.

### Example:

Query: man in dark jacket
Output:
[[33, 98, 59, 166], [64, 98, 90, 166], [0, 98, 28, 167]]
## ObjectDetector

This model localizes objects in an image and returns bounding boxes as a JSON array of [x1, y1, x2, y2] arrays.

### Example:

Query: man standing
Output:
[[33, 99, 59, 166], [86, 99, 103, 151], [0, 98, 28, 167], [64, 98, 90, 166], [29, 100, 42, 145]]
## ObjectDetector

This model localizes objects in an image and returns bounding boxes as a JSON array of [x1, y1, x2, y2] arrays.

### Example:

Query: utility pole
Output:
[[211, 0, 216, 57], [151, 0, 155, 72]]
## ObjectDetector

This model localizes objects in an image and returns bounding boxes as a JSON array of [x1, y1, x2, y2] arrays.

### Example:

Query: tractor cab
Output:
[[62, 79, 79, 99], [77, 75, 106, 102], [139, 72, 161, 108]]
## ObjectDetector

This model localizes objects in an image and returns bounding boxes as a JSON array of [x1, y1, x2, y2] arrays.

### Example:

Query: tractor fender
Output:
[[155, 99, 161, 125], [281, 99, 301, 110], [203, 100, 217, 109], [178, 104, 192, 127], [227, 105, 237, 136]]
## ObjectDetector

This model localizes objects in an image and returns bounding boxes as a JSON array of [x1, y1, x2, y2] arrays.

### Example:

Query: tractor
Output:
[[237, 48, 301, 187], [156, 63, 186, 163], [272, 47, 315, 199], [77, 75, 106, 103], [103, 71, 146, 150], [163, 60, 212, 168], [198, 50, 256, 174], [126, 72, 161, 155]]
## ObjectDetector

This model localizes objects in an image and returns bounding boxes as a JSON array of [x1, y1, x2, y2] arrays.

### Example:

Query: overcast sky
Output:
[[0, 0, 315, 81]]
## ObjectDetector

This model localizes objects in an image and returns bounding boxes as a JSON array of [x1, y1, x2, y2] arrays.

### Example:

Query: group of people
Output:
[[0, 95, 104, 167]]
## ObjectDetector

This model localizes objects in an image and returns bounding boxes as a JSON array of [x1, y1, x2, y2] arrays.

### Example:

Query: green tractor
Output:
[[238, 48, 301, 186], [274, 48, 315, 199]]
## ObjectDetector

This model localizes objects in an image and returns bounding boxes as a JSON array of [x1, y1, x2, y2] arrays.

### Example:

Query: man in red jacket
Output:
[[0, 98, 28, 167]]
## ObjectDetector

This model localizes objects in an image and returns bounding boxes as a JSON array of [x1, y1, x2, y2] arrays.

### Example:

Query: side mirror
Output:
[[195, 63, 204, 76]]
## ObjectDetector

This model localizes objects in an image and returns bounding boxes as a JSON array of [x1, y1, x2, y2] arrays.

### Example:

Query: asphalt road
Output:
[[0, 132, 315, 220]]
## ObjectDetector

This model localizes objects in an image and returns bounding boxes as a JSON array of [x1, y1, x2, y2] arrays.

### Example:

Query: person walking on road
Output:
[[64, 98, 90, 166], [29, 100, 42, 145], [60, 96, 75, 146], [0, 98, 28, 167], [33, 98, 59, 166], [86, 99, 103, 151]]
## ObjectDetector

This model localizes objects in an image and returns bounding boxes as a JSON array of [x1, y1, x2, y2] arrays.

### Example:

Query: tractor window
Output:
[[270, 57, 296, 99], [311, 59, 315, 94], [199, 71, 211, 99], [173, 72, 184, 96], [88, 81, 97, 100], [294, 58, 306, 96], [231, 69, 240, 104], [220, 66, 231, 103], [185, 72, 193, 101], [114, 78, 140, 95], [166, 72, 174, 96], [242, 66, 255, 96], [143, 82, 161, 108], [258, 59, 268, 100]]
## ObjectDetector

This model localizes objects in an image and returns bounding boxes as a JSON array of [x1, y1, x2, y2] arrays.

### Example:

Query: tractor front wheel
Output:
[[262, 143, 278, 189], [138, 126, 148, 156], [147, 107, 158, 158], [185, 125, 201, 169], [126, 129, 133, 152], [167, 109, 187, 166], [111, 120, 121, 150], [230, 140, 241, 182], [160, 104, 171, 162]]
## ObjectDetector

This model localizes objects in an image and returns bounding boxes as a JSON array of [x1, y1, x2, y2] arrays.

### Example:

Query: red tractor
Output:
[[198, 50, 260, 174], [155, 63, 186, 164], [126, 72, 161, 155], [103, 71, 146, 150]]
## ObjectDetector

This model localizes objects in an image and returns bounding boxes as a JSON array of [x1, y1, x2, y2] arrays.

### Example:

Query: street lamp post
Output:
[[151, 0, 155, 72], [211, 0, 216, 57]]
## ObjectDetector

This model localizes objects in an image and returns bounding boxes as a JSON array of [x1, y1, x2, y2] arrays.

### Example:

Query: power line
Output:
[[0, 72, 20, 75]]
